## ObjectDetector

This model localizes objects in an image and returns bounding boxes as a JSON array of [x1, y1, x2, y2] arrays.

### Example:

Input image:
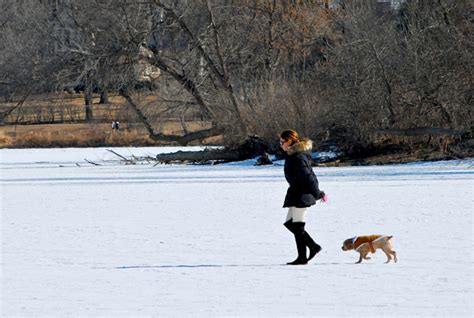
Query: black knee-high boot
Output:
[[283, 220, 294, 233], [284, 221, 308, 265], [291, 222, 322, 264]]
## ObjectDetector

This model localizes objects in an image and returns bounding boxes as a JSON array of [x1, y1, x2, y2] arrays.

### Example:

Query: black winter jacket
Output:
[[283, 139, 322, 208]]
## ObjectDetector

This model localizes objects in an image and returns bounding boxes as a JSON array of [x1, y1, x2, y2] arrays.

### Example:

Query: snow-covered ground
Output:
[[1, 147, 473, 317]]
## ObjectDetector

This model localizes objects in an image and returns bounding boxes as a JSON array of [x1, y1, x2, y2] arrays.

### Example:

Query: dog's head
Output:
[[341, 238, 355, 251]]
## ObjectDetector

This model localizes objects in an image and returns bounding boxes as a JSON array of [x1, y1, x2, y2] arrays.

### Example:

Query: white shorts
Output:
[[285, 207, 307, 223]]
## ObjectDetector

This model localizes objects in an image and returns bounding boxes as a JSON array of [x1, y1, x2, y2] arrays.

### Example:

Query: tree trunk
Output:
[[99, 89, 109, 104], [84, 79, 93, 121]]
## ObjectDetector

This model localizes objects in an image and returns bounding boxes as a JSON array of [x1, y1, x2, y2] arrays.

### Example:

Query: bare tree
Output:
[[1, 0, 471, 154]]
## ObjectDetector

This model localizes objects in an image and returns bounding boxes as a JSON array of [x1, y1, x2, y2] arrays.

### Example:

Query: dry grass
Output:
[[0, 121, 221, 148], [0, 124, 150, 148], [0, 93, 214, 148], [0, 131, 13, 146]]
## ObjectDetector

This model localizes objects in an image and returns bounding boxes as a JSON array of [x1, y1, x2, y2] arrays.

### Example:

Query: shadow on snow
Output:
[[112, 262, 354, 269]]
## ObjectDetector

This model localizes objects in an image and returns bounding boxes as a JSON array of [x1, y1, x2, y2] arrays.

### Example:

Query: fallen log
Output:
[[155, 136, 277, 164], [156, 149, 240, 164]]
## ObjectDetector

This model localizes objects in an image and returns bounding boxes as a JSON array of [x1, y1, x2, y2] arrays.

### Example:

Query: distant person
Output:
[[112, 121, 120, 131], [279, 129, 326, 265]]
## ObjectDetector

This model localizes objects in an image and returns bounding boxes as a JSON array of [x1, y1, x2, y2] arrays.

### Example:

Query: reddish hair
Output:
[[280, 129, 300, 145]]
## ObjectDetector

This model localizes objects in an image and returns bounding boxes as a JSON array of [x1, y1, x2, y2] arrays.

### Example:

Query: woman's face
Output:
[[280, 138, 291, 152]]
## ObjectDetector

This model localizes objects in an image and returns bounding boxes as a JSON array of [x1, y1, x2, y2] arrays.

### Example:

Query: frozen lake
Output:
[[1, 147, 473, 317]]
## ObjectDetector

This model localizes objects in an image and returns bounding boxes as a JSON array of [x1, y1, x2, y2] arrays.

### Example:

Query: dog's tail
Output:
[[386, 235, 393, 240]]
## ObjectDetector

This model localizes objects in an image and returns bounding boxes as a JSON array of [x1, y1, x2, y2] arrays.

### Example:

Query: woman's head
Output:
[[279, 129, 299, 151]]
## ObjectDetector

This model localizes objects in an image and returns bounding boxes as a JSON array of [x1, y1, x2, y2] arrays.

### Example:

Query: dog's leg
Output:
[[362, 248, 371, 260], [386, 241, 398, 263], [391, 250, 397, 263], [356, 253, 363, 264], [382, 247, 392, 263]]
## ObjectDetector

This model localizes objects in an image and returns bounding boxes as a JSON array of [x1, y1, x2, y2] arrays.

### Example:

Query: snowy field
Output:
[[1, 147, 473, 317]]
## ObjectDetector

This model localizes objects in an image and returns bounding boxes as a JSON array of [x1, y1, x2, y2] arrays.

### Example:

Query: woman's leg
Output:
[[284, 208, 293, 232], [285, 207, 308, 265], [284, 207, 306, 232], [284, 207, 293, 223], [289, 207, 321, 263], [289, 207, 307, 223], [292, 222, 321, 262]]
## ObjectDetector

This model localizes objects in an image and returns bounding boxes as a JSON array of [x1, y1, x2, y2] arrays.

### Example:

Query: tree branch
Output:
[[120, 89, 223, 145], [0, 92, 31, 124], [144, 54, 215, 120]]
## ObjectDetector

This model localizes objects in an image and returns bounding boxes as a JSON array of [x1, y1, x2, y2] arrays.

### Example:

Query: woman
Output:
[[280, 129, 325, 265]]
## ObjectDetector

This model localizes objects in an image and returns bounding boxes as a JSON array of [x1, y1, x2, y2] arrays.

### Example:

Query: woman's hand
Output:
[[319, 191, 328, 203]]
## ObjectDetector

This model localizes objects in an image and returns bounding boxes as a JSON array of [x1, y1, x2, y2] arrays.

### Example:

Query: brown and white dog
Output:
[[341, 235, 397, 264]]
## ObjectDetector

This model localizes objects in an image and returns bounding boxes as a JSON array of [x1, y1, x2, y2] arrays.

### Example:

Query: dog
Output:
[[341, 235, 397, 264]]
